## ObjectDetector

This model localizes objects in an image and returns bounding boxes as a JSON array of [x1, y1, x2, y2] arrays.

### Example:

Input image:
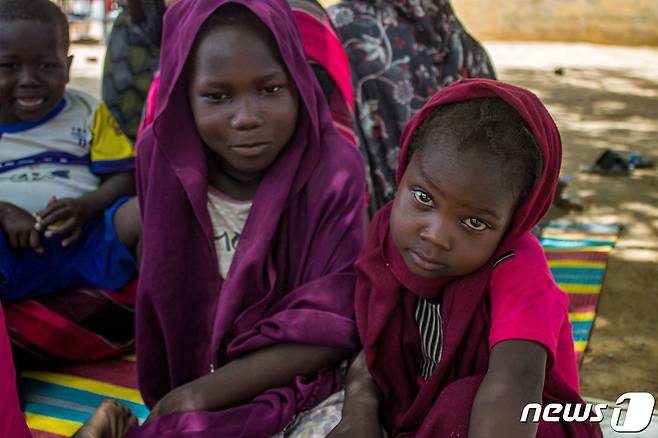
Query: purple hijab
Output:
[[132, 0, 365, 435]]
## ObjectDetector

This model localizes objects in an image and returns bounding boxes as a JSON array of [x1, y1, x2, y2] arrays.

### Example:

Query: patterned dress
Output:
[[329, 0, 496, 215], [102, 0, 164, 142]]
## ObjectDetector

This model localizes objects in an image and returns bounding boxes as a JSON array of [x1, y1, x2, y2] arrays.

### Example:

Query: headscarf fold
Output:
[[355, 79, 601, 437], [133, 0, 365, 435]]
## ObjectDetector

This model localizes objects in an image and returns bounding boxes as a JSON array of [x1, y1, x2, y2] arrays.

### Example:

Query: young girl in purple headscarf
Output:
[[74, 0, 366, 437]]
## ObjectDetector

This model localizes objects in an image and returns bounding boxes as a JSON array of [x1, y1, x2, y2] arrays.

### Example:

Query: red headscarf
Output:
[[355, 79, 602, 437]]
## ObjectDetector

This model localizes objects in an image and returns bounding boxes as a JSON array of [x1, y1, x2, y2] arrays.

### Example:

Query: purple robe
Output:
[[131, 0, 365, 435]]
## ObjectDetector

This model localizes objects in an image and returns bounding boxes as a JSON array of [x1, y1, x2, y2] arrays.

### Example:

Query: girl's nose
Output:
[[419, 218, 452, 251], [229, 97, 263, 130]]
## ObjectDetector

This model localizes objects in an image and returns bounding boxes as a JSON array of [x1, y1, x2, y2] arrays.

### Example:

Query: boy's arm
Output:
[[328, 349, 384, 437], [469, 339, 547, 438], [35, 172, 134, 246], [146, 343, 351, 422]]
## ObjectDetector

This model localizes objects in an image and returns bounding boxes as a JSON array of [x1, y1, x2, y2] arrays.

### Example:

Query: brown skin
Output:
[[327, 350, 384, 438], [145, 343, 350, 422], [0, 20, 134, 250], [0, 21, 72, 124], [72, 399, 137, 438], [331, 142, 547, 437], [0, 202, 44, 254], [33, 172, 135, 247]]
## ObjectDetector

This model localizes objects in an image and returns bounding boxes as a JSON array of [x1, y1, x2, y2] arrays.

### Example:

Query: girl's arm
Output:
[[146, 343, 350, 421], [327, 349, 383, 438], [469, 339, 547, 438]]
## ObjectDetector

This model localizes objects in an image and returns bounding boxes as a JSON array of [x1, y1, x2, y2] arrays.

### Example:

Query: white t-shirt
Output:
[[207, 188, 252, 279], [0, 88, 134, 214]]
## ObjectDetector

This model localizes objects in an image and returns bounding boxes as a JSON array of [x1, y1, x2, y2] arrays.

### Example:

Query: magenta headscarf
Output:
[[355, 79, 601, 437], [132, 0, 365, 436]]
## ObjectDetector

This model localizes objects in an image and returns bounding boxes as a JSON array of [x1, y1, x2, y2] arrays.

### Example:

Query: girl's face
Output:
[[188, 23, 299, 181], [390, 143, 518, 279]]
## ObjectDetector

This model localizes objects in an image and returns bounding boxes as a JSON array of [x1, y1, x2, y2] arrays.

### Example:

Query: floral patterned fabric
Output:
[[329, 0, 496, 215]]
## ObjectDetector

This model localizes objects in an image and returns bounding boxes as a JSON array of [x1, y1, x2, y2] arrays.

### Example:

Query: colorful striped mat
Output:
[[539, 221, 621, 364], [22, 355, 148, 437], [20, 221, 620, 436]]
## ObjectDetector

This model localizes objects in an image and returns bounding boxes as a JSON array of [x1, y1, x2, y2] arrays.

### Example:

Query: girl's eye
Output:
[[463, 217, 489, 231], [412, 189, 434, 207], [205, 92, 229, 102], [262, 85, 283, 95]]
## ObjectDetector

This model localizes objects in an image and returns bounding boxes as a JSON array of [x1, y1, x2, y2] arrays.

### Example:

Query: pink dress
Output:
[[0, 305, 31, 438], [489, 233, 580, 392]]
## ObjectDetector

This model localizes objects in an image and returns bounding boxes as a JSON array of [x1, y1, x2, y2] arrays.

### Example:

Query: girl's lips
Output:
[[230, 142, 271, 158], [408, 249, 447, 272]]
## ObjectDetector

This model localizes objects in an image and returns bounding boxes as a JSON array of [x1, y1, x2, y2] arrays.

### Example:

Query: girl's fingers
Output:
[[61, 227, 82, 247]]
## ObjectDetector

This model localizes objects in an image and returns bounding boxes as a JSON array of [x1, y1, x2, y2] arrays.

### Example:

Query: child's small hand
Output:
[[144, 384, 204, 423], [327, 413, 384, 438], [35, 196, 89, 247], [0, 203, 44, 254]]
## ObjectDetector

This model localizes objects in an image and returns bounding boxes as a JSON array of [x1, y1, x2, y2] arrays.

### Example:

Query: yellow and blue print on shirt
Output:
[[0, 88, 135, 214]]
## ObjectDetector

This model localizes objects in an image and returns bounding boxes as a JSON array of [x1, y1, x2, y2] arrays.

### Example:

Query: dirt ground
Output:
[[69, 41, 658, 402]]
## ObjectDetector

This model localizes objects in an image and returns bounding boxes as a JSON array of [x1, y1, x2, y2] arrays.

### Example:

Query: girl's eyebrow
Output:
[[418, 160, 502, 221], [198, 71, 285, 87]]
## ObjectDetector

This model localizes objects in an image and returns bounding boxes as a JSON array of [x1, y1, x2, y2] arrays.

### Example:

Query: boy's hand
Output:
[[35, 196, 90, 247], [0, 203, 44, 254]]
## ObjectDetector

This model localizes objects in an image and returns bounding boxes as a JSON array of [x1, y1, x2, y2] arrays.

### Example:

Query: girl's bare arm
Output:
[[469, 339, 547, 438], [146, 343, 350, 421], [327, 349, 383, 438]]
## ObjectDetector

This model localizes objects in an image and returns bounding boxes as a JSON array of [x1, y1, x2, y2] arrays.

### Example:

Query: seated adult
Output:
[[329, 0, 496, 215]]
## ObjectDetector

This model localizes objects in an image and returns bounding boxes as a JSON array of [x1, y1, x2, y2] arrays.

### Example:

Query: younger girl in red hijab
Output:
[[330, 79, 602, 437]]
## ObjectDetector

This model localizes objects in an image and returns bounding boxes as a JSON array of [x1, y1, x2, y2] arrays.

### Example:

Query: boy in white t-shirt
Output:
[[0, 0, 137, 301]]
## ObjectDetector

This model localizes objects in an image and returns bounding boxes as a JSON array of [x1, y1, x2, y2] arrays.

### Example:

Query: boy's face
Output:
[[390, 143, 518, 279], [188, 24, 299, 180], [0, 20, 71, 125]]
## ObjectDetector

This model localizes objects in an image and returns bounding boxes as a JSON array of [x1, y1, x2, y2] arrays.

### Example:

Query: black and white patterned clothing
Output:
[[414, 295, 443, 380]]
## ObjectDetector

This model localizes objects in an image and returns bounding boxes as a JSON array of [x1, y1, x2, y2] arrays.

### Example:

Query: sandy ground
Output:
[[69, 40, 657, 406], [483, 42, 658, 404]]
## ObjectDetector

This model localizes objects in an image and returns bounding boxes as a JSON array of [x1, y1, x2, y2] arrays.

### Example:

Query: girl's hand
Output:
[[35, 196, 90, 247], [0, 202, 44, 254], [144, 383, 204, 423], [327, 411, 384, 438], [328, 350, 384, 437]]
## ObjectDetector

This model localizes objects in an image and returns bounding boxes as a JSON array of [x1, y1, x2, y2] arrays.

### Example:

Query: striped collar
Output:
[[0, 99, 67, 135]]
